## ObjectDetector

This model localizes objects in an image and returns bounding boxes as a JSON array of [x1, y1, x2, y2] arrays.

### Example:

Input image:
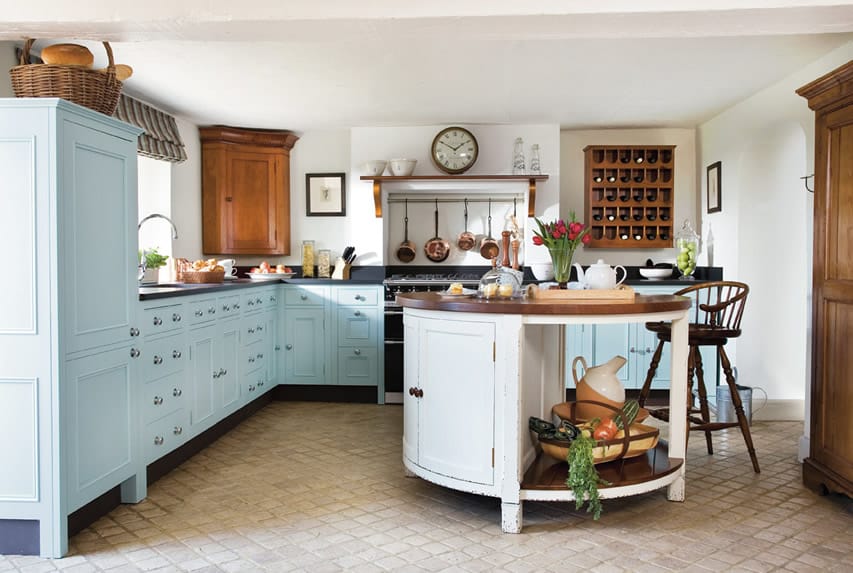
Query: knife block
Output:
[[331, 257, 351, 280]]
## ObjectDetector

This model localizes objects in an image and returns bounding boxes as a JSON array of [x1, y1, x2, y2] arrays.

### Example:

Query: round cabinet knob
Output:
[[354, 348, 361, 355], [354, 310, 361, 317], [154, 396, 163, 405], [416, 388, 424, 398], [220, 368, 227, 376], [409, 387, 415, 396], [129, 327, 140, 337], [275, 345, 281, 351], [172, 350, 182, 359], [173, 426, 183, 435], [355, 294, 364, 301], [258, 380, 264, 387], [173, 388, 182, 397], [154, 436, 164, 446], [223, 304, 230, 312], [257, 325, 263, 331], [235, 303, 240, 310], [249, 357, 255, 363], [208, 307, 216, 314], [248, 328, 255, 334], [153, 316, 162, 326], [172, 313, 181, 322], [213, 371, 220, 379], [269, 296, 276, 302], [195, 310, 204, 317], [130, 348, 140, 358], [646, 347, 652, 354], [256, 298, 262, 304], [257, 353, 263, 359], [153, 355, 163, 365], [285, 344, 293, 350], [300, 294, 308, 300], [248, 300, 254, 306]]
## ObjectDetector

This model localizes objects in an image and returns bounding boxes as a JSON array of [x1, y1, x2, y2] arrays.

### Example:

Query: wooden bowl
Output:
[[178, 270, 225, 284], [538, 422, 660, 464], [552, 401, 650, 425]]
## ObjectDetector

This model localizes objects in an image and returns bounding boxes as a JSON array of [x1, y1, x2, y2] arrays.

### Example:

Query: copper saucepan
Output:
[[480, 198, 500, 260], [396, 198, 416, 263], [457, 198, 476, 251], [424, 199, 450, 263]]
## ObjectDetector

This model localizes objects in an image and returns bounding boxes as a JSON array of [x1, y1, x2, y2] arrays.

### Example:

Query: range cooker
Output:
[[382, 268, 483, 404]]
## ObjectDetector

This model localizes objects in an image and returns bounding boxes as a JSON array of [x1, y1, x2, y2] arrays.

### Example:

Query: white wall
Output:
[[560, 128, 697, 266], [352, 124, 561, 267], [698, 41, 853, 427]]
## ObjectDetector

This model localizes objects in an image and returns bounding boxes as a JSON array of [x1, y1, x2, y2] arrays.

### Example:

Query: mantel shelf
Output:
[[359, 174, 549, 217]]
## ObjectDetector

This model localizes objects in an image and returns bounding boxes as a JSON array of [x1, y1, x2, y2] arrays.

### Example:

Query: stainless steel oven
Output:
[[383, 269, 481, 404]]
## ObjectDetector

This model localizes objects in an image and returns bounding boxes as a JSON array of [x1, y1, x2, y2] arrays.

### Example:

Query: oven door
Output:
[[384, 307, 404, 404]]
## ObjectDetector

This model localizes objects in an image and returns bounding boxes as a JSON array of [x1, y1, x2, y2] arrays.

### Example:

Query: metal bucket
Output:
[[716, 384, 753, 425]]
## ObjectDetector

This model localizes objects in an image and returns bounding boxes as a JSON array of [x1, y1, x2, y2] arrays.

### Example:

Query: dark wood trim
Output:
[[0, 519, 40, 556], [273, 384, 378, 403], [199, 125, 299, 149], [68, 486, 122, 537], [803, 457, 853, 497]]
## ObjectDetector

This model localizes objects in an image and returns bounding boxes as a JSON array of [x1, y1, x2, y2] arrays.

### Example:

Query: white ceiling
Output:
[[3, 1, 853, 132]]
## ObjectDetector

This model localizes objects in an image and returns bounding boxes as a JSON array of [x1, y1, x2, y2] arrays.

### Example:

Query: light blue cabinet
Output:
[[188, 313, 241, 434], [0, 99, 143, 558], [284, 307, 328, 384], [566, 284, 717, 392], [334, 286, 383, 391]]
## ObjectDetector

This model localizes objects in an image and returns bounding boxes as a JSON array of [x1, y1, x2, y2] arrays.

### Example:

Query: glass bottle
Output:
[[529, 144, 541, 175], [317, 249, 331, 278], [512, 137, 526, 174], [301, 240, 315, 278], [675, 220, 700, 280]]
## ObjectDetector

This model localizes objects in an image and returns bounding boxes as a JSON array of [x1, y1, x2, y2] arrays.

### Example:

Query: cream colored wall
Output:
[[698, 41, 853, 432], [1, 43, 16, 97], [560, 128, 696, 266]]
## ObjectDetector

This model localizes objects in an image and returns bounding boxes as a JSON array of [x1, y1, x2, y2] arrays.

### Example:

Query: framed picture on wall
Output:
[[306, 173, 346, 216], [706, 161, 722, 213]]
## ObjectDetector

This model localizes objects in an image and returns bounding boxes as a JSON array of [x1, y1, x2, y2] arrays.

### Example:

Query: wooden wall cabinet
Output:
[[797, 60, 853, 498], [583, 145, 675, 248], [201, 126, 299, 256]]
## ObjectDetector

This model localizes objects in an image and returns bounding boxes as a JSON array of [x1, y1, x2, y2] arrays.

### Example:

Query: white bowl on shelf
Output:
[[361, 160, 387, 176], [529, 262, 554, 281], [639, 267, 674, 280], [388, 158, 417, 176]]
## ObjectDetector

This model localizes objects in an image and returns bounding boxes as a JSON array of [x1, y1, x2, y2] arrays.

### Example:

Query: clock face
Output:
[[431, 127, 478, 174]]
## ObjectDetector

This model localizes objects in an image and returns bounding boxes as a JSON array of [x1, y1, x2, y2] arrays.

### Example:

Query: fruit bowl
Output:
[[639, 267, 674, 280]]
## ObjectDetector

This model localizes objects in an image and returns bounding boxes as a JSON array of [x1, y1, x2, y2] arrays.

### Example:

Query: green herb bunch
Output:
[[566, 430, 610, 519], [140, 247, 169, 269]]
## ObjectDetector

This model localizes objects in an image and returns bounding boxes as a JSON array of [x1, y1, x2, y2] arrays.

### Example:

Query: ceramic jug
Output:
[[573, 259, 627, 290], [572, 355, 627, 420]]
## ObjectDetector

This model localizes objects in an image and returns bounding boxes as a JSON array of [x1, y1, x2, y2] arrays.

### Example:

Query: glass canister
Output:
[[478, 265, 523, 299], [301, 240, 315, 278], [675, 219, 700, 280], [317, 249, 331, 278]]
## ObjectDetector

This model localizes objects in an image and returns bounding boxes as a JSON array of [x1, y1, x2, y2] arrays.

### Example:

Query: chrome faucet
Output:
[[138, 213, 179, 280], [138, 213, 179, 239]]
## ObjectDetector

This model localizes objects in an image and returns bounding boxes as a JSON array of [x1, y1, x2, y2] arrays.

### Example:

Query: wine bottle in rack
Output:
[[606, 189, 617, 202], [592, 207, 603, 221], [632, 189, 644, 202], [633, 208, 643, 221], [619, 189, 630, 202], [633, 150, 644, 164], [661, 149, 672, 163], [633, 169, 644, 183], [647, 150, 659, 164], [620, 150, 631, 164], [620, 170, 631, 183], [646, 228, 657, 240], [646, 207, 657, 221], [619, 208, 630, 221]]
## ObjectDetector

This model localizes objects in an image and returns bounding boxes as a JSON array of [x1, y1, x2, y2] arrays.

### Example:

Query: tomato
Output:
[[593, 417, 618, 441]]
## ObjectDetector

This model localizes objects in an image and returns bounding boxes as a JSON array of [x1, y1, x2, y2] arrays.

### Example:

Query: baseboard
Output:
[[752, 399, 804, 421], [273, 384, 378, 403]]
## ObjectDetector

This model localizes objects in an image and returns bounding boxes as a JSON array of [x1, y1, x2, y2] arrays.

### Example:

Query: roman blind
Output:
[[113, 94, 187, 163]]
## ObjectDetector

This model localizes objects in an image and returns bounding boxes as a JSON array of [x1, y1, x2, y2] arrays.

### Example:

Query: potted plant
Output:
[[139, 247, 169, 284]]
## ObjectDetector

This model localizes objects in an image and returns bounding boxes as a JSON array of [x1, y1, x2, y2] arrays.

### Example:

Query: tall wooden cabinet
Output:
[[201, 126, 299, 256], [797, 60, 853, 498], [583, 145, 675, 248]]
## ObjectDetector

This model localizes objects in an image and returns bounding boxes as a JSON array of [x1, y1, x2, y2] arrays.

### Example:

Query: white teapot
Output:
[[574, 259, 627, 290]]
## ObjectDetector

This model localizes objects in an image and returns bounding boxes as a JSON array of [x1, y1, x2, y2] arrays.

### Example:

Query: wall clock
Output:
[[431, 126, 479, 174]]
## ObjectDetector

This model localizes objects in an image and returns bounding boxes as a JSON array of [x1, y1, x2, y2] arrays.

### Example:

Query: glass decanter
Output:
[[675, 219, 699, 280]]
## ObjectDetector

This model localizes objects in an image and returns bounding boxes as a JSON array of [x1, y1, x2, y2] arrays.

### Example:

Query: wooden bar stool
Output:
[[638, 281, 759, 473]]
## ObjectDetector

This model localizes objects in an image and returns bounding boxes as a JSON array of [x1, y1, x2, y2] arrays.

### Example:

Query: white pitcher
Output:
[[573, 259, 627, 290]]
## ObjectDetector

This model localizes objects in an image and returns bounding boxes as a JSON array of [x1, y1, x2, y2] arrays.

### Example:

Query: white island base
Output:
[[397, 293, 690, 533]]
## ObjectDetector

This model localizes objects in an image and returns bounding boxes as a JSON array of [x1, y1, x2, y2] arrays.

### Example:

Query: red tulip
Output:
[[532, 235, 543, 245]]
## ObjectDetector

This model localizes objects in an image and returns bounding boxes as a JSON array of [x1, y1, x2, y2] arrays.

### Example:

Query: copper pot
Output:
[[457, 198, 476, 251], [480, 199, 499, 260], [424, 199, 450, 263], [395, 199, 416, 263]]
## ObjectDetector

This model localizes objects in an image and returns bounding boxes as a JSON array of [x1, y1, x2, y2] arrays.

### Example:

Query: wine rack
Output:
[[583, 145, 676, 248]]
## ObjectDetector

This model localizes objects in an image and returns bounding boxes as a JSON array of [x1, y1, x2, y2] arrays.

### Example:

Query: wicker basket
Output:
[[10, 39, 122, 116], [178, 270, 225, 284]]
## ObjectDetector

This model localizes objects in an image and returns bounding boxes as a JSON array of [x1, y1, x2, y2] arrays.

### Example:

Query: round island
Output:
[[396, 291, 692, 533]]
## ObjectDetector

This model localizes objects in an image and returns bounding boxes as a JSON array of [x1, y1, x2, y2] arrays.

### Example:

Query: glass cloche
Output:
[[478, 264, 524, 299], [675, 219, 700, 280]]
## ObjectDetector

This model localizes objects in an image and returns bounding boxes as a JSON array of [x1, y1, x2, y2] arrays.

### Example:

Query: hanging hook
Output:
[[801, 174, 814, 193], [513, 197, 517, 217]]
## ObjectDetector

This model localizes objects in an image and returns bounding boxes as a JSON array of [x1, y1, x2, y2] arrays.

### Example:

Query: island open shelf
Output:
[[396, 292, 691, 532]]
